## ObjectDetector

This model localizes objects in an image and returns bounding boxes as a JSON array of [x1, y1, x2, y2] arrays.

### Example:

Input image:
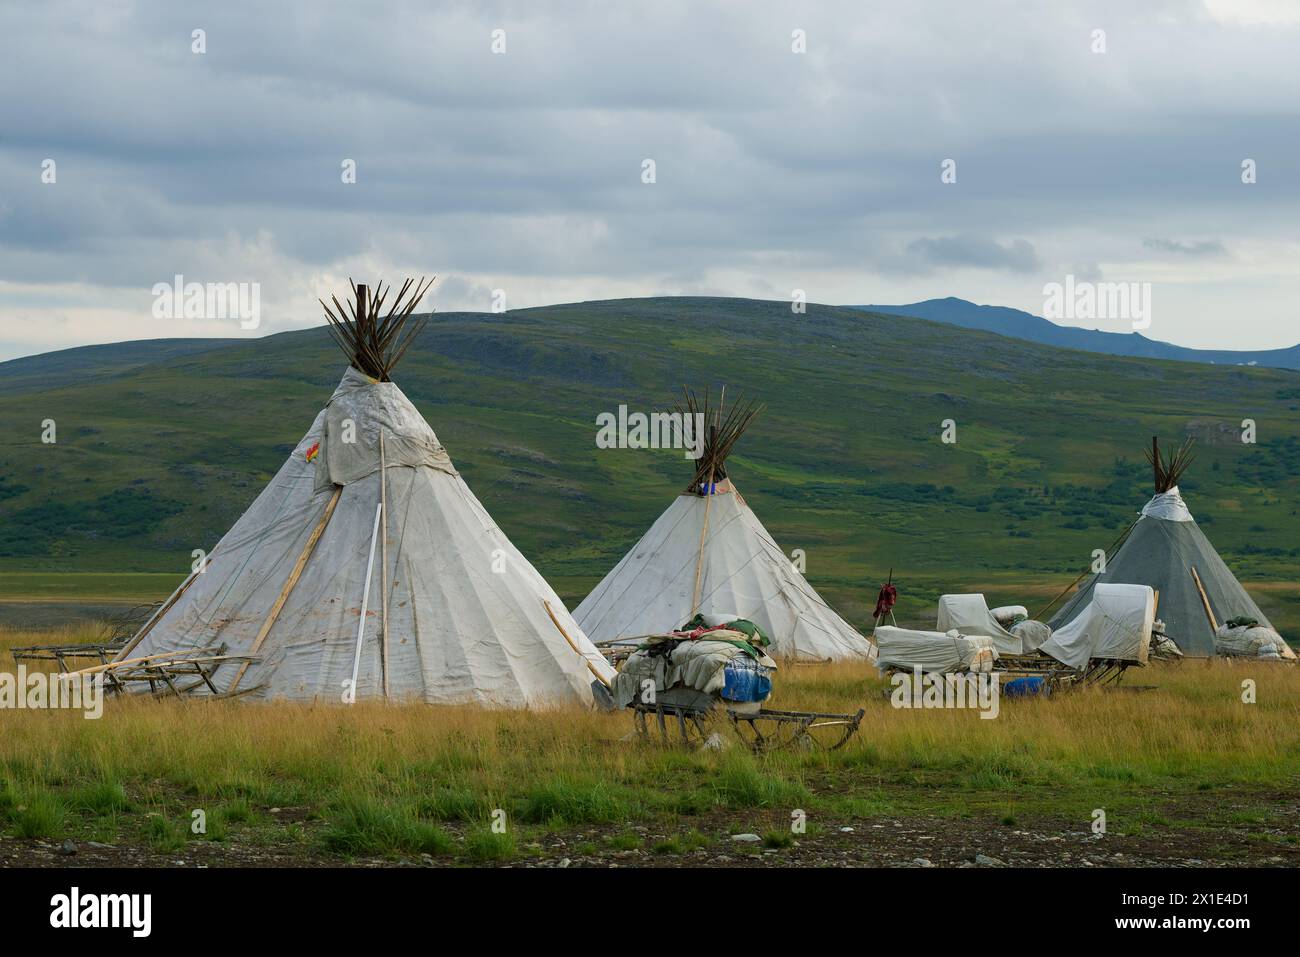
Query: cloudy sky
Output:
[[2, 0, 1298, 361]]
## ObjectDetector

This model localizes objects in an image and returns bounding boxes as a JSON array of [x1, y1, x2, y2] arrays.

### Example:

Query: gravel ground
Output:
[[4, 792, 1296, 868]]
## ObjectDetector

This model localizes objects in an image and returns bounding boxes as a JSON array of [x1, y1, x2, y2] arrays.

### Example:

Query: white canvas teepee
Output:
[[118, 281, 614, 707], [574, 392, 871, 661]]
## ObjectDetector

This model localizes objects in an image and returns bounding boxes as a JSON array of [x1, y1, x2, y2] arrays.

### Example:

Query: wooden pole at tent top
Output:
[[690, 458, 714, 616], [356, 283, 368, 377], [689, 387, 724, 616]]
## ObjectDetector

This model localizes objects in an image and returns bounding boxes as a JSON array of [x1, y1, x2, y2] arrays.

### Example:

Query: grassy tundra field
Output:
[[2, 299, 1299, 868], [2, 622, 1298, 868]]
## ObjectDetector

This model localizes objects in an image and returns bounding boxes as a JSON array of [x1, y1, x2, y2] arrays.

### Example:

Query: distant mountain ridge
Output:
[[856, 298, 1300, 371]]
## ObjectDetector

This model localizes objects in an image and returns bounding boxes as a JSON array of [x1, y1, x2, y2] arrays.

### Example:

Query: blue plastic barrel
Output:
[[1003, 676, 1050, 698]]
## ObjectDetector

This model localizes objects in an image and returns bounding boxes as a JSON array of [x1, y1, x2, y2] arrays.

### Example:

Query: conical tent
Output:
[[574, 391, 871, 661], [1048, 438, 1283, 658], [117, 281, 614, 706]]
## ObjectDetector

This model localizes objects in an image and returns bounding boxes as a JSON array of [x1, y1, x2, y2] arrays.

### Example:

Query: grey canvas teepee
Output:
[[1048, 437, 1281, 657], [117, 280, 614, 706], [574, 391, 872, 661]]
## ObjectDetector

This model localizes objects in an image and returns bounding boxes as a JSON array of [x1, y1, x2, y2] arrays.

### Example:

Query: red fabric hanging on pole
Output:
[[873, 582, 897, 620]]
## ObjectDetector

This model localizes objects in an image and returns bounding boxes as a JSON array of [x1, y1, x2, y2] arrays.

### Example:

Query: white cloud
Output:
[[1, 0, 1299, 359]]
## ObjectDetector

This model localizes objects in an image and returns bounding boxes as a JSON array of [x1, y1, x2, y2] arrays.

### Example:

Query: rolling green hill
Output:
[[2, 297, 1298, 633]]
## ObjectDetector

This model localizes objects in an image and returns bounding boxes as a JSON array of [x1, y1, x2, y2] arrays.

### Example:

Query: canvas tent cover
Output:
[[121, 367, 615, 707], [1048, 489, 1275, 657], [574, 479, 872, 661], [1039, 584, 1154, 670]]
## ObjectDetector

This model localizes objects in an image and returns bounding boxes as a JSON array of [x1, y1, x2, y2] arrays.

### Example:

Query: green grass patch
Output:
[[712, 755, 809, 808], [762, 830, 795, 848], [418, 787, 490, 823], [68, 780, 131, 815], [11, 794, 66, 839], [145, 814, 187, 852], [517, 779, 632, 826], [462, 828, 516, 862], [320, 799, 454, 857], [604, 831, 642, 851]]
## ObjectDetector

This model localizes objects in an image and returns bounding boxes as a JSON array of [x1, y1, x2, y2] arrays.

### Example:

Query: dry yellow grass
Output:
[[2, 624, 1298, 859]]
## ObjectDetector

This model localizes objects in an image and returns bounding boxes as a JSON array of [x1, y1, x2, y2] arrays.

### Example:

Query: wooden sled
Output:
[[878, 655, 1139, 696], [11, 641, 126, 673], [727, 707, 866, 752], [10, 601, 162, 691], [57, 644, 263, 699], [629, 690, 864, 752]]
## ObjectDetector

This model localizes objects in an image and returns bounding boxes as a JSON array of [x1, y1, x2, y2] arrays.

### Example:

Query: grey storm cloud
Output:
[[1, 0, 1299, 358], [905, 236, 1042, 274], [1142, 238, 1228, 257]]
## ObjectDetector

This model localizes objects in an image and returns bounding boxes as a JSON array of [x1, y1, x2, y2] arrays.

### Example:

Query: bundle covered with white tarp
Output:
[[1009, 618, 1052, 651], [990, 605, 1029, 627], [1215, 623, 1295, 660], [1039, 584, 1154, 670], [936, 594, 1050, 654], [873, 626, 997, 674]]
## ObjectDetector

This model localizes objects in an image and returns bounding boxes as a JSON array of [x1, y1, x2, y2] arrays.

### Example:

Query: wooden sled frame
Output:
[[991, 653, 1086, 693], [630, 700, 865, 752], [11, 641, 126, 671], [57, 644, 264, 700], [728, 707, 866, 752], [879, 655, 1141, 695], [10, 601, 163, 693]]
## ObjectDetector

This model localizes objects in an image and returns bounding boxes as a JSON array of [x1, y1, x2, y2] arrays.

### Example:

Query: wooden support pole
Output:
[[543, 599, 611, 688], [690, 390, 723, 617], [690, 459, 715, 617], [1190, 565, 1219, 633]]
